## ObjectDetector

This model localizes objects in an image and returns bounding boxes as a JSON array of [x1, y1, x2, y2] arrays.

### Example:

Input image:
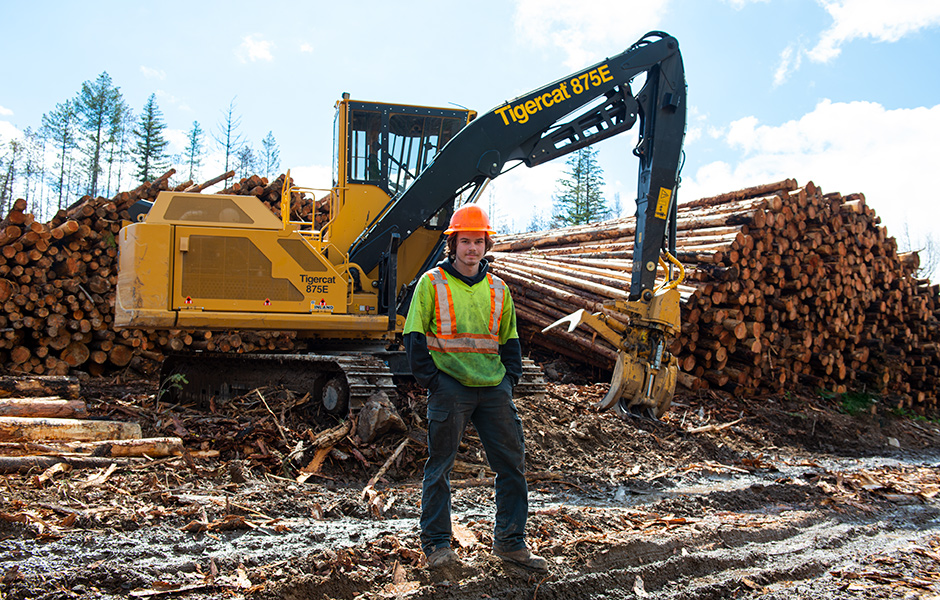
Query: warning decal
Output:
[[655, 187, 672, 220]]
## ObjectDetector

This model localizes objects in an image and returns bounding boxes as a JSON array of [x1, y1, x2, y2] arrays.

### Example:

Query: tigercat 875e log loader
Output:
[[115, 31, 687, 418]]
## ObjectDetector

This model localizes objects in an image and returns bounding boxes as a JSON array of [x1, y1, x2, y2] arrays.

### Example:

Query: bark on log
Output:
[[0, 455, 129, 473], [0, 397, 87, 418], [0, 376, 80, 399], [0, 416, 142, 442]]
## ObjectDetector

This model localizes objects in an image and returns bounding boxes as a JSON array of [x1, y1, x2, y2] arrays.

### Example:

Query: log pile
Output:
[[490, 179, 940, 414], [0, 375, 184, 474], [0, 170, 307, 377]]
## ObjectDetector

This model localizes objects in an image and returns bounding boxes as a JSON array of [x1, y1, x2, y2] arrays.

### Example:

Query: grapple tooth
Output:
[[596, 352, 677, 419], [593, 353, 627, 411]]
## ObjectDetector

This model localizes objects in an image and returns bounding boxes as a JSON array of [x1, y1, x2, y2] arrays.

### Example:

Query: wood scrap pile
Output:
[[490, 179, 940, 413], [0, 375, 181, 475], [0, 170, 309, 378]]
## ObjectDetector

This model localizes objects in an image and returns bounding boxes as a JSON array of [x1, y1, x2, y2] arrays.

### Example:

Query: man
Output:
[[403, 204, 548, 572]]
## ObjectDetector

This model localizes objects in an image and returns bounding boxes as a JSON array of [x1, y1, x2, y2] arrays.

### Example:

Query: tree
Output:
[[609, 191, 624, 218], [899, 223, 940, 282], [0, 139, 21, 214], [104, 98, 131, 196], [550, 146, 607, 227], [113, 106, 135, 193], [526, 210, 547, 232], [260, 131, 280, 180], [20, 127, 44, 208], [214, 98, 243, 185], [234, 144, 257, 179], [42, 100, 79, 209], [132, 94, 170, 183], [182, 121, 204, 181], [75, 72, 123, 197]]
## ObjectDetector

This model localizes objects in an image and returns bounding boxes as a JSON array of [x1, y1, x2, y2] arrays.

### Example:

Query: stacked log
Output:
[[0, 170, 306, 377], [490, 179, 940, 414]]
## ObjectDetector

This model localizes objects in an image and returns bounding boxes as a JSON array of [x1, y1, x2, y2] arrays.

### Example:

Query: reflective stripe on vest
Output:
[[425, 267, 506, 354]]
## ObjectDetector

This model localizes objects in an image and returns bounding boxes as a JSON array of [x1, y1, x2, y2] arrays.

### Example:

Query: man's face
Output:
[[455, 231, 487, 269]]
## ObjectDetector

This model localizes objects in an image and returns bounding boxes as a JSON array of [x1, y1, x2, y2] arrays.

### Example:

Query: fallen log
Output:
[[0, 455, 128, 473], [0, 376, 80, 399], [0, 416, 141, 442], [0, 397, 87, 418]]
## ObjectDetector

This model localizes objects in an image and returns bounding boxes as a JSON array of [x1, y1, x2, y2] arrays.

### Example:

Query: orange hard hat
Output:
[[444, 204, 496, 235]]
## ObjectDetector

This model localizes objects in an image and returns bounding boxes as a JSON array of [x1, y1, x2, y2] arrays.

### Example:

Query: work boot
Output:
[[425, 547, 462, 569], [493, 547, 549, 573]]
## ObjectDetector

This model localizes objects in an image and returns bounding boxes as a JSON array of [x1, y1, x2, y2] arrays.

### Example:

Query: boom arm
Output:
[[348, 31, 686, 305]]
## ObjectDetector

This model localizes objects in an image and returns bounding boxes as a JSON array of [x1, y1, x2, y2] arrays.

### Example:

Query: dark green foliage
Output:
[[41, 100, 79, 208], [133, 94, 170, 183], [550, 145, 607, 227], [818, 388, 877, 416], [75, 72, 124, 196]]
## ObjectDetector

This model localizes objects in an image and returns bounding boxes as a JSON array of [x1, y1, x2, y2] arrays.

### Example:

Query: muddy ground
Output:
[[3, 364, 940, 600]]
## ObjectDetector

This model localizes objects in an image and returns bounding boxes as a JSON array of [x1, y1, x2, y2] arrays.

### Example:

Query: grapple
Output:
[[544, 283, 681, 420]]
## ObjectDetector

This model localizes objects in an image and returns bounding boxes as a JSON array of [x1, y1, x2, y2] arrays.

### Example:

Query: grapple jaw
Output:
[[596, 350, 677, 419], [543, 286, 681, 420]]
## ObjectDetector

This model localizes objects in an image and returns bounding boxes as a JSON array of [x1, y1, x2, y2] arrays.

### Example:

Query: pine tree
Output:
[[133, 94, 170, 183], [104, 98, 131, 196], [260, 131, 280, 179], [609, 191, 624, 218], [75, 72, 124, 197], [0, 139, 20, 214], [550, 146, 607, 227], [234, 145, 257, 179], [42, 100, 79, 209], [114, 107, 135, 193], [183, 121, 204, 181], [214, 98, 243, 185], [526, 210, 547, 232], [20, 127, 42, 206]]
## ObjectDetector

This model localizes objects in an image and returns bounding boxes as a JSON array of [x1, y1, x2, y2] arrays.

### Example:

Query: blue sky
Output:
[[1, 0, 939, 276]]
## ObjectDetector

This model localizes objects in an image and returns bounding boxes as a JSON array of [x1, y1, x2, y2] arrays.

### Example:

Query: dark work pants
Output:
[[420, 372, 528, 555]]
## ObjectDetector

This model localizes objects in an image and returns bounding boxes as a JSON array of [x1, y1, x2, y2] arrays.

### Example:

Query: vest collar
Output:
[[439, 257, 490, 287]]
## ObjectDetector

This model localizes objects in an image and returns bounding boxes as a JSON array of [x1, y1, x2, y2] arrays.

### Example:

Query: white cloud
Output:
[[685, 105, 707, 146], [512, 0, 672, 69], [682, 99, 940, 277], [809, 0, 940, 63], [723, 0, 769, 8], [707, 125, 726, 139], [488, 161, 566, 231], [773, 42, 803, 87], [237, 34, 274, 63], [0, 120, 23, 144], [140, 66, 166, 80], [290, 164, 332, 191], [164, 128, 188, 155], [300, 42, 313, 53], [154, 90, 191, 112], [0, 105, 12, 117]]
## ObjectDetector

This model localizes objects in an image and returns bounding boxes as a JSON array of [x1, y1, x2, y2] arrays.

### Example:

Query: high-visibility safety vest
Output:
[[403, 265, 518, 387]]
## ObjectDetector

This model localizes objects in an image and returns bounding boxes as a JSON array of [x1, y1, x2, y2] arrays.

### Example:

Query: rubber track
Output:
[[160, 352, 397, 411]]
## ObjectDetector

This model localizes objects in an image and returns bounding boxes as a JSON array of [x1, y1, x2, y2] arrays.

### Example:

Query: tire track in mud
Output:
[[524, 509, 940, 599], [273, 457, 940, 600], [4, 453, 940, 599]]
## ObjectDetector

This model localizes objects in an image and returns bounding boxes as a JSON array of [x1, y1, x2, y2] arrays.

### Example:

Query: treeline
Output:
[[0, 72, 281, 221]]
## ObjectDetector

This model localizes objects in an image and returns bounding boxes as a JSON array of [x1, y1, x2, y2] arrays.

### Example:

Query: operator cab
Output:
[[334, 96, 475, 200]]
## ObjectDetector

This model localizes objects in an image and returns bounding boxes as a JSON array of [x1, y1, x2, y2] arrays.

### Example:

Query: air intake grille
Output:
[[181, 236, 302, 301]]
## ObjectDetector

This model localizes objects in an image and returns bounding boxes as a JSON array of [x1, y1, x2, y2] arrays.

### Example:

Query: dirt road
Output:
[[2, 381, 940, 599]]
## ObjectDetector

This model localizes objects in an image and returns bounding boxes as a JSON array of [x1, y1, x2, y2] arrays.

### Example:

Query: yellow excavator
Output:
[[115, 31, 687, 418]]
